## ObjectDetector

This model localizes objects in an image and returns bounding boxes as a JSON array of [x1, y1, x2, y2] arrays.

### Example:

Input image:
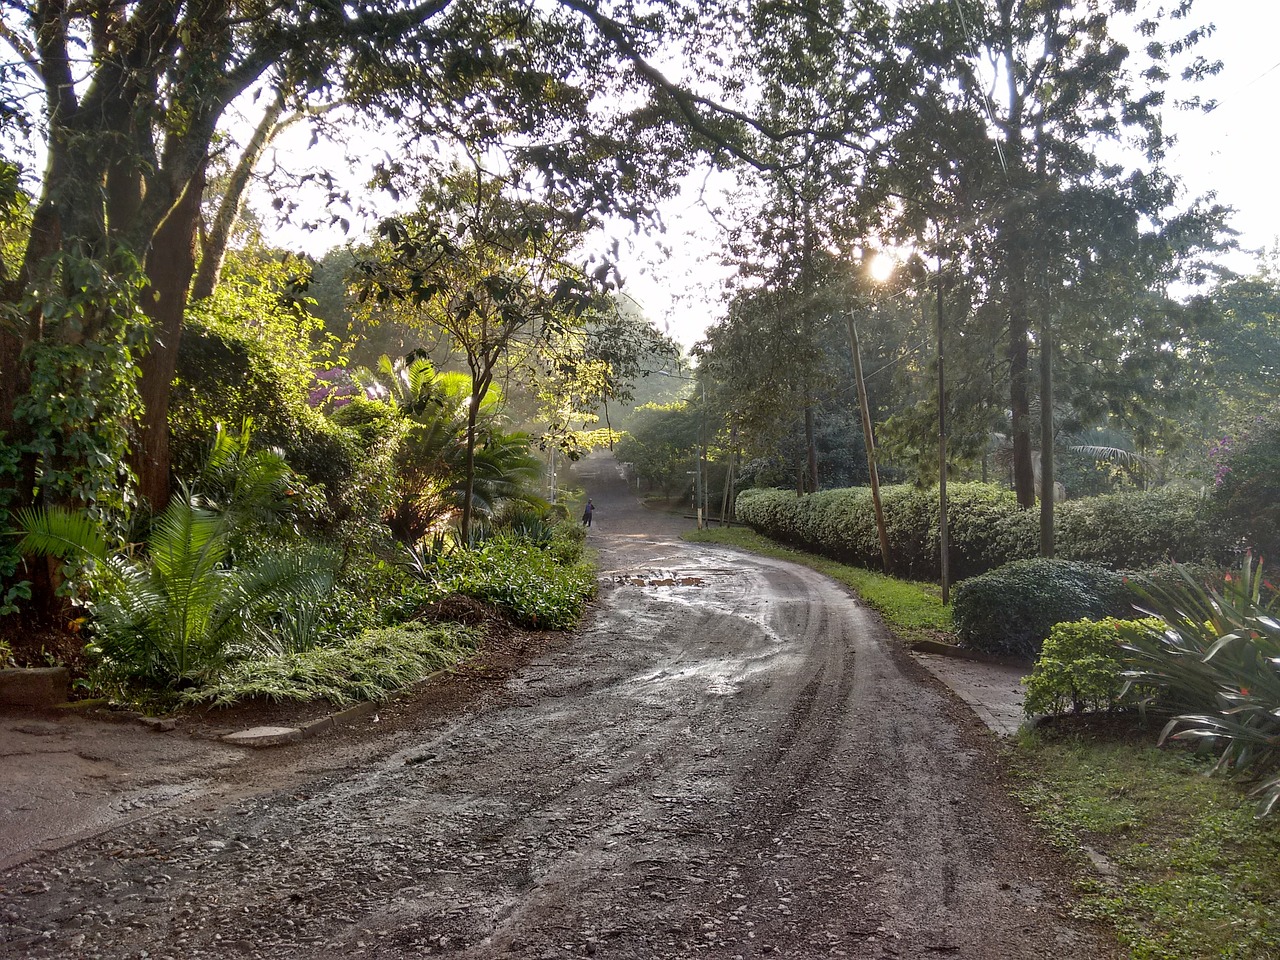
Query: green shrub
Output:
[[737, 483, 1222, 581], [737, 482, 1025, 580], [431, 536, 596, 629], [544, 519, 587, 565], [18, 428, 337, 694], [1024, 617, 1162, 717], [1055, 489, 1226, 568], [951, 558, 1133, 659], [181, 622, 476, 707], [1123, 560, 1223, 601], [172, 319, 370, 527], [1211, 409, 1280, 561]]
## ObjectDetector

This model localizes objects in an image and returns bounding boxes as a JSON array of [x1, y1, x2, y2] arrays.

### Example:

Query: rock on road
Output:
[[0, 452, 1111, 959]]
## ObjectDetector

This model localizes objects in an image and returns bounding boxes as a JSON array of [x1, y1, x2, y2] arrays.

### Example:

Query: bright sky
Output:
[[261, 3, 1280, 352]]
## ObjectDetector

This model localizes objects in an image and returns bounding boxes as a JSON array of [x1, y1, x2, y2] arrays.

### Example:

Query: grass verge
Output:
[[683, 526, 951, 644], [1013, 727, 1280, 959]]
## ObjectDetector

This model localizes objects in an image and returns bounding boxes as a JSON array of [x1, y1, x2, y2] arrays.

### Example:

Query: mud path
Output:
[[0, 453, 1110, 959]]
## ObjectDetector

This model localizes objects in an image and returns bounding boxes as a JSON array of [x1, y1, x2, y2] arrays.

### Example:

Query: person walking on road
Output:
[[582, 498, 594, 527]]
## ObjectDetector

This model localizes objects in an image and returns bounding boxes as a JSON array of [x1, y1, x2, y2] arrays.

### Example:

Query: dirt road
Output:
[[0, 452, 1110, 959]]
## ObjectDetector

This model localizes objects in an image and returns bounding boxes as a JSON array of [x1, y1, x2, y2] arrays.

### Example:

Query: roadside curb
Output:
[[908, 638, 1033, 669], [216, 670, 449, 748]]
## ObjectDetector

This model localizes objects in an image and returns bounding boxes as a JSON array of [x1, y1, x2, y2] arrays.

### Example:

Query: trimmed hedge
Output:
[[951, 558, 1133, 658], [736, 483, 1025, 581], [737, 483, 1222, 582], [1055, 490, 1226, 569]]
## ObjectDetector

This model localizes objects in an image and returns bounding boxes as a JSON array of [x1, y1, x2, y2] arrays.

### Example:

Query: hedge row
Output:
[[736, 483, 1225, 582]]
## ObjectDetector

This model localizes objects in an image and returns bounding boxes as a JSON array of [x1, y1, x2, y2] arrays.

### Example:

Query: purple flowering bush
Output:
[[1211, 409, 1280, 560], [308, 367, 360, 409]]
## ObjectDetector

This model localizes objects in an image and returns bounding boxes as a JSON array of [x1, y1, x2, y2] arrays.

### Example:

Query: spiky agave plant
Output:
[[1124, 555, 1280, 815]]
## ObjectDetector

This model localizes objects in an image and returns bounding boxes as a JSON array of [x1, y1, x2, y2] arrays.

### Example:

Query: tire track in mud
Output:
[[1, 452, 1113, 960]]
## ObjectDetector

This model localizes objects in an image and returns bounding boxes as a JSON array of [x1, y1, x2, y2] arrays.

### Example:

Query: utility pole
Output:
[[847, 314, 893, 573], [1039, 305, 1055, 557], [936, 226, 950, 605]]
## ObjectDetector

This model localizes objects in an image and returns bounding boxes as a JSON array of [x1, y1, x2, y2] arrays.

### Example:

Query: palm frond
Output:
[[16, 505, 111, 564]]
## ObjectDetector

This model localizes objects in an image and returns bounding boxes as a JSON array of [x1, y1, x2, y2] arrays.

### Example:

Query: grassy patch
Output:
[[180, 623, 478, 708], [683, 526, 951, 643], [1014, 729, 1280, 959]]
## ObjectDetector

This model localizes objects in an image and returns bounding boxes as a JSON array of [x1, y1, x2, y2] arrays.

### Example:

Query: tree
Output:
[[354, 166, 608, 541], [0, 0, 770, 525], [356, 356, 540, 543], [867, 0, 1227, 524]]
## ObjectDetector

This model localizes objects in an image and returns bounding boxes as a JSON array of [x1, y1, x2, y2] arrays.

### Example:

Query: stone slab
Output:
[[221, 725, 303, 747], [0, 667, 71, 707]]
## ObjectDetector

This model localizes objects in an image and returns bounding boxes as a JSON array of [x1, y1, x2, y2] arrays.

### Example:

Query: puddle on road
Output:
[[611, 569, 705, 588]]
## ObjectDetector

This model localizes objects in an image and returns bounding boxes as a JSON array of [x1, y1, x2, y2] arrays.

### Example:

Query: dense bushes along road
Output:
[[736, 483, 1227, 582]]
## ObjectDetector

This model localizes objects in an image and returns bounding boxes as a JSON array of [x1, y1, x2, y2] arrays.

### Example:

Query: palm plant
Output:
[[17, 428, 336, 692], [363, 354, 543, 543]]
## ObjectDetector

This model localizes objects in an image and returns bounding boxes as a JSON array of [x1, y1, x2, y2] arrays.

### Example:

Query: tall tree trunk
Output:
[[191, 94, 287, 302], [460, 369, 492, 544], [1009, 322, 1036, 507], [135, 168, 207, 511]]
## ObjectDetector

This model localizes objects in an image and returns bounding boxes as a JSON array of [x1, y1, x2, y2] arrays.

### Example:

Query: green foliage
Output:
[[429, 535, 596, 630], [1015, 732, 1280, 959], [171, 315, 367, 528], [737, 482, 1026, 580], [0, 436, 25, 606], [1211, 409, 1280, 561], [346, 356, 546, 544], [543, 517, 587, 565], [683, 525, 951, 645], [951, 559, 1132, 659], [0, 580, 32, 617], [1024, 618, 1162, 717], [16, 251, 150, 522], [615, 402, 701, 496], [16, 428, 336, 693], [737, 483, 1220, 582], [1124, 556, 1280, 815], [1054, 489, 1227, 568], [180, 622, 477, 707], [1121, 560, 1223, 603]]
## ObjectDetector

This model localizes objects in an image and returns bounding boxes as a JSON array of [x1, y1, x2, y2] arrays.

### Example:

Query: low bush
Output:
[[544, 519, 588, 565], [1055, 489, 1228, 568], [430, 536, 596, 629], [1024, 617, 1162, 717], [736, 482, 1025, 580], [181, 622, 476, 707], [18, 428, 338, 695], [951, 558, 1133, 659]]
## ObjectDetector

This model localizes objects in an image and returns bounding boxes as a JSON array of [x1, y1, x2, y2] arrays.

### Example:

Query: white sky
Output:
[[260, 3, 1280, 351]]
